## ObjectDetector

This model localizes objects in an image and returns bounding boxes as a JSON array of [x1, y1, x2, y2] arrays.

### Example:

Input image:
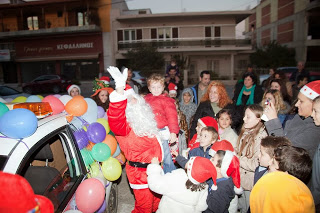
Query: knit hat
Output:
[[168, 83, 177, 94], [0, 171, 54, 213], [250, 171, 315, 213], [67, 84, 81, 95], [91, 77, 114, 97], [187, 156, 217, 190], [220, 150, 243, 194], [209, 139, 234, 156], [300, 80, 320, 100]]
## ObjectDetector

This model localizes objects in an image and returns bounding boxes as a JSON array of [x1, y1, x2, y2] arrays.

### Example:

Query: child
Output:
[[67, 84, 81, 97], [188, 116, 219, 151], [147, 156, 216, 213], [91, 76, 114, 111], [168, 82, 178, 99], [216, 109, 238, 148], [236, 104, 267, 213], [173, 99, 188, 156], [205, 150, 242, 213], [179, 88, 197, 129], [145, 73, 180, 173], [165, 59, 180, 77]]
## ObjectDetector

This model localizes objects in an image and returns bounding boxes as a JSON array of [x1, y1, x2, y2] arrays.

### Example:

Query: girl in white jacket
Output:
[[147, 156, 217, 213]]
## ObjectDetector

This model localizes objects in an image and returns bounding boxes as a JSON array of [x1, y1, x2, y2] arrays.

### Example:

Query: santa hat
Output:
[[220, 150, 243, 194], [124, 84, 136, 98], [209, 139, 234, 156], [198, 116, 219, 139], [187, 156, 217, 190], [0, 171, 54, 213], [99, 76, 110, 84], [168, 83, 177, 94], [300, 80, 320, 100], [67, 84, 81, 95]]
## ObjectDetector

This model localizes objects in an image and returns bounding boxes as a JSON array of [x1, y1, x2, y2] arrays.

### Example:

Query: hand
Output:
[[169, 133, 177, 144], [151, 157, 159, 164], [165, 76, 170, 84], [107, 66, 128, 89], [171, 149, 178, 157], [264, 101, 278, 120]]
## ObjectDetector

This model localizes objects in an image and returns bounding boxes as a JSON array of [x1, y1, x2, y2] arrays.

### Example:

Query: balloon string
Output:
[[76, 116, 89, 127], [0, 136, 29, 150]]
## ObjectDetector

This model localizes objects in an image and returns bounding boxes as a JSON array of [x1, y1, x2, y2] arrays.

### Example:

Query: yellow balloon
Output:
[[88, 162, 101, 178], [37, 95, 44, 100], [12, 96, 27, 103], [83, 125, 87, 131], [101, 157, 122, 181], [96, 118, 110, 134]]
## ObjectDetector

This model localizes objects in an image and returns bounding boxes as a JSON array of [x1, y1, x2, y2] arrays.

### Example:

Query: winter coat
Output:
[[232, 83, 264, 106], [179, 88, 197, 128], [176, 145, 212, 169], [145, 93, 180, 134], [219, 126, 238, 148], [147, 164, 208, 213], [311, 144, 320, 205]]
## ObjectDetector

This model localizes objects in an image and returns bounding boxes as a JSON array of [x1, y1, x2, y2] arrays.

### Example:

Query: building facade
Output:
[[244, 0, 320, 66]]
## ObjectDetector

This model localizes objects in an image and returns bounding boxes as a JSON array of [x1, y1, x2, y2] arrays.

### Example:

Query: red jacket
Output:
[[144, 93, 179, 134], [107, 92, 163, 189]]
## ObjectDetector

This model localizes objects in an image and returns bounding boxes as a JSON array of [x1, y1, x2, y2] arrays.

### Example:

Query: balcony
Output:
[[118, 37, 252, 52]]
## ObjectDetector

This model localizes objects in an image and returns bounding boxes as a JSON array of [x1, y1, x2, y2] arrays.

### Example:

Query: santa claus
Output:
[[107, 66, 163, 213]]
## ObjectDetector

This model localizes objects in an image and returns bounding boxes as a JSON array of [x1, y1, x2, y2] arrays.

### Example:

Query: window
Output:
[[207, 60, 220, 73], [77, 12, 89, 26], [124, 29, 136, 42], [158, 28, 171, 40], [205, 26, 221, 47], [27, 16, 39, 30]]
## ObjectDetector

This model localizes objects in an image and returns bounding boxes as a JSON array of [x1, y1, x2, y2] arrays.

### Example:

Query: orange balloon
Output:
[[102, 134, 117, 155], [86, 141, 95, 151], [65, 95, 88, 116], [115, 151, 126, 165]]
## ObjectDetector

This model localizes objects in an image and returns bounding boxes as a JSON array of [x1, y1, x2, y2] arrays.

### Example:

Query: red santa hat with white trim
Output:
[[67, 84, 81, 95], [187, 156, 217, 190], [300, 80, 320, 100], [209, 139, 234, 156], [99, 76, 110, 85], [220, 150, 243, 194], [198, 116, 219, 139], [124, 84, 136, 98], [168, 83, 178, 95]]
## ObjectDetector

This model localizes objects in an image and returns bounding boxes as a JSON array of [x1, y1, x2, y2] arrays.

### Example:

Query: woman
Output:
[[189, 81, 232, 138], [269, 79, 291, 104], [273, 71, 293, 98]]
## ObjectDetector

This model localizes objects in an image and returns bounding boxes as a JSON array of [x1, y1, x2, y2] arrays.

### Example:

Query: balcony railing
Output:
[[118, 37, 251, 50]]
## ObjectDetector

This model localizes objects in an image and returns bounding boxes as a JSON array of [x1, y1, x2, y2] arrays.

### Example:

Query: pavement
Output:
[[117, 166, 135, 213]]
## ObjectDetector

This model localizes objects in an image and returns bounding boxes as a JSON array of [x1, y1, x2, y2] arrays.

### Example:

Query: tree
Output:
[[250, 41, 296, 68], [125, 44, 164, 75]]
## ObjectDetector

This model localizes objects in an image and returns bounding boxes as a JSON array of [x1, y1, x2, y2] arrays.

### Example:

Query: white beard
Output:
[[126, 95, 159, 138]]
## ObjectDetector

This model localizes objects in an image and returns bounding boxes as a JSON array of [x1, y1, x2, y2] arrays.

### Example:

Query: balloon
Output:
[[91, 143, 111, 162], [88, 162, 102, 178], [97, 106, 105, 118], [4, 98, 13, 103], [59, 95, 72, 106], [42, 95, 64, 115], [102, 157, 122, 181], [87, 122, 106, 143], [11, 96, 27, 103], [73, 129, 89, 150], [65, 210, 82, 213], [86, 141, 95, 151], [26, 95, 41, 103], [96, 200, 106, 213], [37, 95, 44, 100], [115, 151, 126, 165], [65, 96, 88, 116], [81, 98, 98, 124], [0, 97, 6, 103], [53, 94, 61, 98], [75, 178, 105, 213], [108, 130, 115, 136], [112, 144, 121, 157], [96, 118, 110, 134], [80, 148, 94, 168], [0, 108, 38, 138], [0, 102, 9, 118], [102, 134, 117, 155]]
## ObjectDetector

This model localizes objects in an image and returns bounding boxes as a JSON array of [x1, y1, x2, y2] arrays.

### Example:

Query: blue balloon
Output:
[[26, 95, 42, 103], [112, 144, 121, 157], [0, 108, 38, 138], [86, 122, 106, 143], [81, 98, 98, 124], [73, 129, 89, 150]]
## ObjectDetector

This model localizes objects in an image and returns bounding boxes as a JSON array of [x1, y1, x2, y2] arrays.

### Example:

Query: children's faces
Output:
[[199, 129, 214, 148], [311, 101, 320, 126], [258, 146, 273, 168], [183, 92, 192, 104], [218, 112, 231, 129], [243, 108, 260, 129], [196, 122, 204, 135], [70, 88, 80, 97], [99, 90, 109, 103], [148, 81, 164, 96]]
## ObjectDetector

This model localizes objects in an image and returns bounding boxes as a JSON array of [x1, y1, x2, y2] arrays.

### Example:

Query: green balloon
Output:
[[0, 103, 9, 118], [91, 143, 111, 162], [80, 148, 94, 168]]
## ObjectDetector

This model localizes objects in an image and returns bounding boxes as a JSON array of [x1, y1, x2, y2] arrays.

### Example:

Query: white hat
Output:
[[67, 84, 81, 95], [300, 80, 320, 100]]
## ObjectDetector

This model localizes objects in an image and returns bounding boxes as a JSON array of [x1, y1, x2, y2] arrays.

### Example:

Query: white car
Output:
[[0, 111, 118, 212]]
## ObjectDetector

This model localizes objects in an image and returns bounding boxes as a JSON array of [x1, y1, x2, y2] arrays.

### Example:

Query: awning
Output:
[[15, 53, 99, 62]]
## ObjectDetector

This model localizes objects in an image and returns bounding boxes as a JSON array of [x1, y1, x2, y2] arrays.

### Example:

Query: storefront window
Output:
[[21, 62, 55, 83], [27, 16, 39, 30], [62, 60, 99, 81]]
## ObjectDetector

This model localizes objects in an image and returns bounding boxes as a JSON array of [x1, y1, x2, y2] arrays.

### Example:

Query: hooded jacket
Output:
[[179, 88, 197, 128]]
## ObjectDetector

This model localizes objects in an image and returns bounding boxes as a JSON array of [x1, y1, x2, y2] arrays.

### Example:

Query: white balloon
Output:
[[0, 97, 6, 103], [81, 98, 98, 124], [4, 98, 13, 103], [59, 95, 72, 106]]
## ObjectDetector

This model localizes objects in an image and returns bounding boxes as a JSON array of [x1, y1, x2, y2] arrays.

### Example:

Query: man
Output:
[[107, 66, 163, 213], [264, 80, 320, 158], [289, 61, 310, 84], [191, 70, 211, 105], [126, 68, 140, 93], [165, 67, 184, 96]]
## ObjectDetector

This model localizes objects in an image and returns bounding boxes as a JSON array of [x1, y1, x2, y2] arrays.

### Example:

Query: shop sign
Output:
[[0, 49, 10, 61]]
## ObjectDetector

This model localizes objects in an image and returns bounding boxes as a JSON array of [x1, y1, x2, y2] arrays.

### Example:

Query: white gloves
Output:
[[107, 66, 128, 89]]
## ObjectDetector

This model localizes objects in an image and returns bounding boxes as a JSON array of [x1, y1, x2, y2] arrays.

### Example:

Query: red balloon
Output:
[[42, 95, 64, 115], [75, 178, 105, 213]]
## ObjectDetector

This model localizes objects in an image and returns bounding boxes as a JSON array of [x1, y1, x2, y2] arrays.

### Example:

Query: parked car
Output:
[[22, 75, 71, 94], [0, 108, 118, 212], [109, 71, 147, 89], [0, 85, 30, 99]]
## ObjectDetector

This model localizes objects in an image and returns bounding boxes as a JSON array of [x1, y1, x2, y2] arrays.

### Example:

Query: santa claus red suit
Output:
[[107, 89, 164, 213]]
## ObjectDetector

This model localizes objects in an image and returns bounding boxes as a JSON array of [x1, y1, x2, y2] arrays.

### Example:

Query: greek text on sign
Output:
[[57, 42, 94, 50]]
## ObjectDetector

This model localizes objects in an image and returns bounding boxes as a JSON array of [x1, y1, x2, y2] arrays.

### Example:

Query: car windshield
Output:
[[0, 86, 20, 96], [0, 155, 8, 170]]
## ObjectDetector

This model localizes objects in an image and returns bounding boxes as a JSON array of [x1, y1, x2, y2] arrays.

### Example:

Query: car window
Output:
[[0, 86, 19, 96], [17, 127, 86, 211]]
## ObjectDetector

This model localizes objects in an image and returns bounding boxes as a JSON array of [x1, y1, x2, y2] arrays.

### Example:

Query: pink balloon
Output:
[[75, 178, 105, 213], [42, 95, 65, 115]]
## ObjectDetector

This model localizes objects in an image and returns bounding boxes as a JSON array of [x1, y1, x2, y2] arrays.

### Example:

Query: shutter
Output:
[[117, 30, 123, 41], [137, 29, 142, 40], [172, 28, 178, 38], [151, 28, 157, 39], [214, 26, 221, 37], [205, 26, 211, 37]]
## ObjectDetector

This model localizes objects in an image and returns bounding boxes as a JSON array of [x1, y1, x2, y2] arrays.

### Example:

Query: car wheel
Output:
[[52, 86, 60, 94], [105, 183, 118, 213], [23, 87, 33, 94]]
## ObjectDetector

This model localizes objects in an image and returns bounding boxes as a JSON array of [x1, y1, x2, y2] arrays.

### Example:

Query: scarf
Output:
[[236, 85, 256, 106]]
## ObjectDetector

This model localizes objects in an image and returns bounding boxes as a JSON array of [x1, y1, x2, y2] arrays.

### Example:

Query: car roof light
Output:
[[11, 102, 53, 118]]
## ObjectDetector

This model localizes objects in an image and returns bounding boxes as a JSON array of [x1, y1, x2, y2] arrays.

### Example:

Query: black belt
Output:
[[128, 161, 150, 168]]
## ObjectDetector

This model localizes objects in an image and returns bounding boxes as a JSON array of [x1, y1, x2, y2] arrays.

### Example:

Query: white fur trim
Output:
[[169, 90, 177, 94], [124, 88, 136, 97], [300, 85, 319, 100], [211, 184, 217, 191], [198, 119, 206, 127], [209, 149, 216, 156], [234, 186, 243, 195], [187, 157, 199, 184], [109, 90, 126, 103], [156, 135, 165, 163], [129, 183, 149, 189], [68, 85, 81, 95], [221, 150, 233, 178]]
